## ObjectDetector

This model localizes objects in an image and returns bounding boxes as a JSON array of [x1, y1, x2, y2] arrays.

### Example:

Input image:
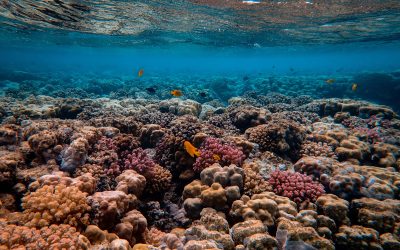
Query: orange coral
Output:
[[21, 184, 91, 228]]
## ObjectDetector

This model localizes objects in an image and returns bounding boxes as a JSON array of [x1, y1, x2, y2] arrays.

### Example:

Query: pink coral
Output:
[[268, 170, 325, 205], [193, 137, 245, 172], [123, 148, 172, 194], [89, 136, 119, 172], [124, 148, 156, 174]]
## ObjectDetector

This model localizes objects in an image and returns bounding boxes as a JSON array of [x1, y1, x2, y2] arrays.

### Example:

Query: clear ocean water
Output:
[[1, 0, 400, 110]]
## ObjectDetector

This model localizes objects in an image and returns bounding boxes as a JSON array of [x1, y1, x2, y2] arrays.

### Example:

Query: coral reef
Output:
[[245, 119, 306, 160], [193, 137, 245, 172], [268, 170, 325, 205], [0, 91, 399, 249], [21, 184, 91, 228]]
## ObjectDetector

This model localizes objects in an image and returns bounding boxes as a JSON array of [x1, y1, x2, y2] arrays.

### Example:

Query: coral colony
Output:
[[0, 92, 399, 249]]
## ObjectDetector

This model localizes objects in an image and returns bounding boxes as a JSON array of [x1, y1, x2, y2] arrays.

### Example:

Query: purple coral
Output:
[[268, 170, 325, 205], [124, 148, 156, 174], [193, 137, 245, 172]]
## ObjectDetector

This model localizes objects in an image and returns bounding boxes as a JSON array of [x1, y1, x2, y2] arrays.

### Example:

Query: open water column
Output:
[[0, 1, 400, 249]]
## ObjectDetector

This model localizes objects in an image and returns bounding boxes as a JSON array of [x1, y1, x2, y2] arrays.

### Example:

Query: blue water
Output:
[[0, 0, 400, 109]]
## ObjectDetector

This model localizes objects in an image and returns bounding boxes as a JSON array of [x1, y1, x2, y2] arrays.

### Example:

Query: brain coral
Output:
[[245, 119, 306, 160], [21, 184, 91, 228]]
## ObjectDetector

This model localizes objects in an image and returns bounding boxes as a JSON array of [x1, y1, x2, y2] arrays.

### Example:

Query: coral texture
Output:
[[268, 170, 325, 205]]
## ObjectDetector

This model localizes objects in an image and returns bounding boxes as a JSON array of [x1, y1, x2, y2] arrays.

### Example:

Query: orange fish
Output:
[[352, 83, 358, 91], [138, 69, 144, 77], [213, 154, 221, 161], [184, 141, 200, 157], [325, 79, 335, 84], [171, 89, 183, 97]]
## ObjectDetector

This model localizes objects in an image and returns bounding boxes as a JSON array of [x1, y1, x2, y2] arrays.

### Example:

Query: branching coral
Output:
[[268, 170, 325, 205], [193, 137, 245, 172], [124, 148, 156, 174], [21, 184, 91, 228], [123, 148, 172, 194], [0, 222, 90, 249]]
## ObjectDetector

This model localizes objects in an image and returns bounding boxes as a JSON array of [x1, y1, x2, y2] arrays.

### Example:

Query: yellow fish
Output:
[[213, 154, 221, 161], [352, 83, 358, 91], [326, 79, 335, 84], [184, 141, 200, 157], [171, 89, 183, 97], [138, 69, 144, 77]]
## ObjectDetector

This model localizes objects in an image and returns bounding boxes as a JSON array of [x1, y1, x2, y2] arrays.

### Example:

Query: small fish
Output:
[[213, 154, 221, 161], [184, 141, 200, 158], [199, 92, 207, 97], [243, 76, 250, 81], [171, 89, 183, 97], [326, 79, 335, 84], [352, 83, 358, 91], [138, 69, 144, 77], [145, 87, 156, 94]]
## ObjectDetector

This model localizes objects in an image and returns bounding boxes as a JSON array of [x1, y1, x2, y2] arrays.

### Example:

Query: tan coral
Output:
[[230, 192, 297, 227], [243, 233, 278, 250], [359, 105, 396, 119], [200, 163, 244, 189], [245, 120, 306, 160], [116, 209, 147, 245], [88, 190, 138, 229], [242, 161, 271, 196], [29, 171, 97, 195], [159, 98, 202, 117], [300, 141, 337, 159], [139, 124, 165, 148], [21, 184, 91, 228], [0, 150, 24, 185], [75, 164, 105, 179], [230, 219, 268, 245], [27, 130, 59, 159], [183, 239, 219, 250], [144, 227, 166, 247], [83, 224, 132, 249], [371, 143, 400, 168], [186, 209, 234, 250], [116, 170, 146, 197], [316, 194, 350, 226], [335, 136, 370, 163], [380, 233, 400, 250], [0, 124, 19, 145], [294, 156, 341, 183], [277, 217, 334, 250], [335, 225, 382, 250], [352, 198, 400, 233], [0, 222, 90, 249], [200, 183, 227, 211], [182, 180, 209, 200], [185, 224, 234, 250], [144, 164, 172, 194]]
